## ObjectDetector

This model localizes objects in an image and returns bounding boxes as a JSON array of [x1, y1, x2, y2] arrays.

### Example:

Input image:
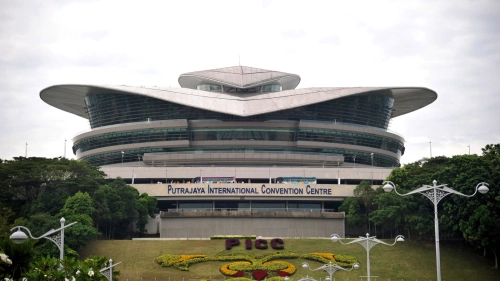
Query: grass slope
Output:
[[78, 239, 499, 281]]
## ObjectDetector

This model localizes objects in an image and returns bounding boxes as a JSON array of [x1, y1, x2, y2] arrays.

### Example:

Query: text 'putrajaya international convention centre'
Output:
[[41, 66, 437, 238]]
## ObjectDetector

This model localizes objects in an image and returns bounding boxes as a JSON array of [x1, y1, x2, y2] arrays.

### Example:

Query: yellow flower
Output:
[[311, 253, 336, 261]]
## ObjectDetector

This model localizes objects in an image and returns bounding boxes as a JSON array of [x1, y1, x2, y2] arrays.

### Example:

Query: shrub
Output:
[[310, 252, 335, 261], [333, 254, 358, 267], [210, 235, 256, 240]]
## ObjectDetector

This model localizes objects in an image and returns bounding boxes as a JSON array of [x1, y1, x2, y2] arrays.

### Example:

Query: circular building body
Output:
[[40, 65, 437, 238]]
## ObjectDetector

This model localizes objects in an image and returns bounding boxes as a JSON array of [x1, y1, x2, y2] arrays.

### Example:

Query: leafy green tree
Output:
[[58, 192, 100, 251], [353, 180, 376, 232], [0, 157, 105, 220], [136, 193, 158, 235], [92, 188, 110, 236], [93, 178, 140, 239], [438, 148, 500, 268], [0, 207, 15, 235], [339, 196, 364, 228], [370, 185, 432, 239], [339, 181, 377, 234], [21, 213, 60, 260], [374, 144, 500, 267], [60, 191, 95, 218], [93, 179, 158, 238], [482, 143, 500, 157]]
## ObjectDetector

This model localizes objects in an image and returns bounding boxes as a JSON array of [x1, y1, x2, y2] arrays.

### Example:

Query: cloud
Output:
[[0, 0, 499, 165], [281, 29, 307, 39]]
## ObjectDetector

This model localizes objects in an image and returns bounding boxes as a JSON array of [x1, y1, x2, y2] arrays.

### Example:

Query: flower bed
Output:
[[156, 251, 356, 277]]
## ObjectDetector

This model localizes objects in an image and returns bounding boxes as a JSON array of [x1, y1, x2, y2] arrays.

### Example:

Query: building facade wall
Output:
[[74, 119, 404, 167], [159, 213, 345, 238]]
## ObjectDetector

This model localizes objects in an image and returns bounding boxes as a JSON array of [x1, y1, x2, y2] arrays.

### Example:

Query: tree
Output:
[[370, 186, 432, 239], [136, 193, 158, 235], [373, 144, 500, 267], [0, 207, 15, 235], [482, 143, 500, 157], [439, 147, 500, 268], [93, 178, 139, 239], [353, 180, 376, 232], [0, 157, 105, 220], [339, 197, 364, 228], [339, 181, 377, 234], [58, 192, 100, 251], [92, 179, 158, 238]]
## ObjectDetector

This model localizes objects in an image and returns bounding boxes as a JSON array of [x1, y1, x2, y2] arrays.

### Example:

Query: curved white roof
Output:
[[40, 84, 437, 119], [178, 65, 301, 90]]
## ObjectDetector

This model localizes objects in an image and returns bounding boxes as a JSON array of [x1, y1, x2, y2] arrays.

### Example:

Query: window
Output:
[[197, 84, 222, 91]]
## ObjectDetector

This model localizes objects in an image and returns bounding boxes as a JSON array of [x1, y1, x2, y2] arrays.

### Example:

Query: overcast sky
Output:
[[0, 0, 499, 165]]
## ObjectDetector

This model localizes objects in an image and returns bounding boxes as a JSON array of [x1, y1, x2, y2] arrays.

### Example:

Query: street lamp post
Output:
[[99, 258, 122, 281], [10, 217, 77, 262], [331, 233, 404, 281], [382, 180, 489, 281], [302, 261, 359, 281], [370, 153, 374, 185]]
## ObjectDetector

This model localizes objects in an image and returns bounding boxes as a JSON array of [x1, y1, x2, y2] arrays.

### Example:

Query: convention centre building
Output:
[[40, 66, 437, 238]]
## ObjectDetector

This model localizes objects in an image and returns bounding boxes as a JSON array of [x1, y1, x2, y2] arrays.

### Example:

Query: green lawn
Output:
[[78, 238, 499, 281]]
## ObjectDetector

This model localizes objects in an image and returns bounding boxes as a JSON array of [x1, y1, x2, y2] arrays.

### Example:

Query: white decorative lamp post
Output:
[[382, 180, 489, 281], [100, 258, 122, 281], [331, 233, 404, 281], [302, 260, 359, 281], [10, 217, 77, 262]]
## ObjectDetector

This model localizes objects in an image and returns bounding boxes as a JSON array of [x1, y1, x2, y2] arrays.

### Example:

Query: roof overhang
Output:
[[40, 85, 437, 119]]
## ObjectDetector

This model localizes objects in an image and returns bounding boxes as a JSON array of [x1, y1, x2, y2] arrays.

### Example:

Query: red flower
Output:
[[253, 270, 267, 281], [277, 271, 290, 277], [234, 271, 244, 277]]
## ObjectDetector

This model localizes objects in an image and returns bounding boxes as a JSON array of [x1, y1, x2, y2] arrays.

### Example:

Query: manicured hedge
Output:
[[210, 235, 257, 240]]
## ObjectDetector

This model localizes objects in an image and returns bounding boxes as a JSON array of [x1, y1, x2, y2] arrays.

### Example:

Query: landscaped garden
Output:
[[78, 238, 500, 281]]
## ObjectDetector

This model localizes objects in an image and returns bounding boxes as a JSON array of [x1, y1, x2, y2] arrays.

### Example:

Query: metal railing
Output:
[[166, 208, 333, 213]]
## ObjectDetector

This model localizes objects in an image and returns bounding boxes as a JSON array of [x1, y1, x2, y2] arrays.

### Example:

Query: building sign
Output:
[[166, 184, 332, 196], [226, 238, 285, 250]]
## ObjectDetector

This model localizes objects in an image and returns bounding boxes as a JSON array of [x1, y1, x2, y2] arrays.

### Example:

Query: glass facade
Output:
[[251, 201, 286, 211], [73, 128, 189, 154], [80, 147, 399, 167], [223, 86, 261, 93], [296, 129, 403, 154], [160, 200, 334, 212], [197, 84, 222, 91], [288, 201, 322, 212], [74, 127, 403, 164], [85, 91, 394, 129], [79, 90, 400, 167], [214, 201, 250, 211], [195, 84, 282, 93], [191, 129, 295, 142], [178, 201, 213, 211], [262, 84, 282, 92]]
